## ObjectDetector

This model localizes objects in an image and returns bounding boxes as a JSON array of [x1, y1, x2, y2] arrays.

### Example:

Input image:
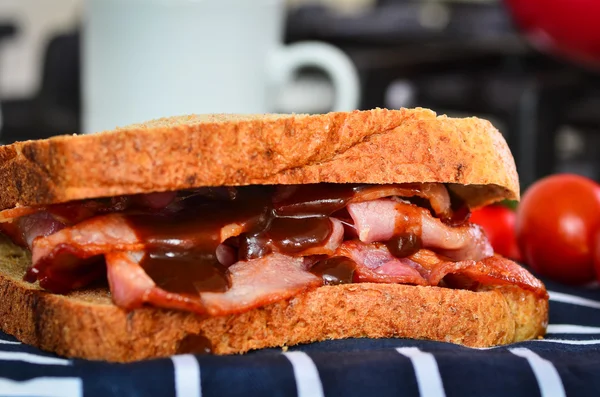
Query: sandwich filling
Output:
[[0, 183, 546, 316]]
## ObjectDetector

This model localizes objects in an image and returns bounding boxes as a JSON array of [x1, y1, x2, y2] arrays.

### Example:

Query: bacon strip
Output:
[[31, 214, 143, 266], [106, 251, 157, 309], [0, 206, 41, 223], [347, 199, 493, 261], [273, 183, 454, 220], [408, 249, 547, 298], [106, 252, 321, 315], [18, 212, 66, 249], [27, 213, 344, 294], [200, 253, 322, 315], [422, 216, 493, 261], [335, 241, 428, 285], [335, 242, 546, 298], [26, 245, 105, 293], [351, 183, 452, 219], [294, 218, 345, 257], [0, 192, 177, 224]]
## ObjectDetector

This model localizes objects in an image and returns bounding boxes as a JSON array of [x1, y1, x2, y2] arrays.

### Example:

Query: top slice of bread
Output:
[[0, 108, 519, 210]]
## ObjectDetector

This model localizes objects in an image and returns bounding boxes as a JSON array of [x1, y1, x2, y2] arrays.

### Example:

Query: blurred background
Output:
[[0, 0, 598, 189]]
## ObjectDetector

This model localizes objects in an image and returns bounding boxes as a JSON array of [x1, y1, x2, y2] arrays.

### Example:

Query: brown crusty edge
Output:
[[0, 108, 519, 210], [0, 238, 547, 363]]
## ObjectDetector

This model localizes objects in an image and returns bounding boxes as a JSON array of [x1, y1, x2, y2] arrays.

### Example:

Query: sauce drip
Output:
[[386, 234, 422, 258], [267, 216, 332, 253], [129, 185, 356, 295], [130, 190, 272, 295], [311, 256, 357, 285], [386, 203, 424, 258], [177, 333, 213, 355], [142, 253, 230, 294]]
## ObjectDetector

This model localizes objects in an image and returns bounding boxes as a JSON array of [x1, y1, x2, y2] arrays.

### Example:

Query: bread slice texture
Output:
[[0, 108, 518, 210], [0, 238, 547, 363]]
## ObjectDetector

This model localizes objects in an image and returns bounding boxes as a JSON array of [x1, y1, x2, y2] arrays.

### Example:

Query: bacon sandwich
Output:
[[0, 108, 548, 362]]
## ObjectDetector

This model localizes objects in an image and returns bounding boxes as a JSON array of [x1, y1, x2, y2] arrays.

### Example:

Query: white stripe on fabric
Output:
[[547, 324, 600, 334], [509, 348, 566, 397], [533, 338, 600, 345], [0, 339, 20, 345], [549, 291, 600, 309], [0, 351, 70, 365], [284, 351, 325, 397], [172, 354, 201, 397], [396, 347, 446, 397], [0, 377, 82, 397]]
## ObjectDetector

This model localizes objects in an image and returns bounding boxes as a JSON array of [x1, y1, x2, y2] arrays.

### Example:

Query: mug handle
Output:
[[269, 41, 360, 112]]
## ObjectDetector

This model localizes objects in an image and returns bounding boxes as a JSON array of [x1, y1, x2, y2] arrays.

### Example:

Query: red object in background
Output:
[[505, 0, 600, 66], [471, 205, 521, 261], [594, 229, 600, 281], [516, 174, 600, 284]]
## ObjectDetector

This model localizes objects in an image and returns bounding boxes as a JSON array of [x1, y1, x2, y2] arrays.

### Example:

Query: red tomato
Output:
[[594, 229, 600, 280], [516, 174, 600, 284], [505, 0, 600, 67], [470, 205, 521, 261]]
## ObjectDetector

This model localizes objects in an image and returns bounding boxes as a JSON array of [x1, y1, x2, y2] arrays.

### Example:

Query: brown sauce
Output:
[[176, 333, 213, 355], [238, 233, 272, 261], [311, 256, 357, 285], [386, 234, 422, 258], [129, 191, 271, 295], [267, 216, 333, 253], [20, 183, 476, 296], [272, 184, 358, 216], [128, 185, 352, 295], [385, 203, 424, 258], [121, 184, 461, 296], [141, 253, 230, 294]]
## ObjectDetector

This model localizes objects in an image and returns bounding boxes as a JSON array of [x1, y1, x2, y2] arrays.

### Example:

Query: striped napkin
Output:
[[1, 277, 598, 397]]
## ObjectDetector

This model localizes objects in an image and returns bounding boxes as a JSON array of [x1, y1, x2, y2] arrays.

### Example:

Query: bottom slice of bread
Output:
[[0, 239, 548, 362]]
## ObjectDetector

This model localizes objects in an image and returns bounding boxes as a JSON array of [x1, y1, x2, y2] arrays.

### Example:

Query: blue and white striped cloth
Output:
[[1, 277, 599, 397]]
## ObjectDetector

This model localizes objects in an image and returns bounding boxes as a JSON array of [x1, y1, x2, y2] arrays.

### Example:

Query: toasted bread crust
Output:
[[0, 238, 546, 362], [0, 108, 518, 210]]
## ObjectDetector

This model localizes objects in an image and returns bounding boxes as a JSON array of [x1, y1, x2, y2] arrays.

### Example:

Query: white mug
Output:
[[82, 0, 361, 133]]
